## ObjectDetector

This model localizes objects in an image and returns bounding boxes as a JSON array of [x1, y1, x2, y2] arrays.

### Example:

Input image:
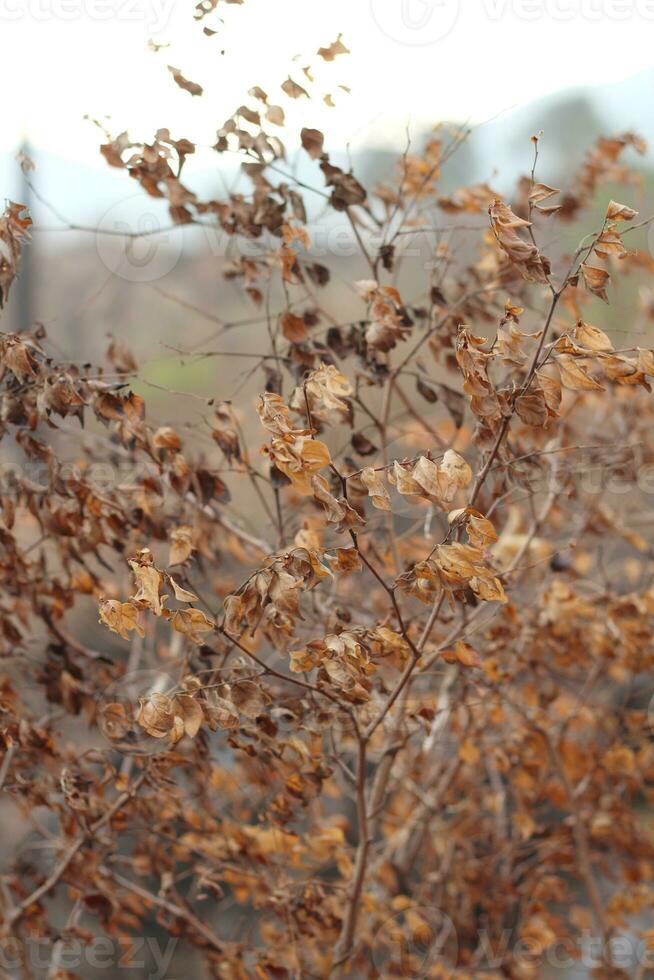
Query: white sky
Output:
[[2, 0, 654, 164]]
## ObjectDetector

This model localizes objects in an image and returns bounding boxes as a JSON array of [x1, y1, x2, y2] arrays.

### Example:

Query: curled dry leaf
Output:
[[606, 200, 637, 221], [0, 202, 32, 307], [281, 312, 308, 343], [169, 525, 194, 566], [556, 354, 605, 392], [301, 128, 325, 160], [171, 608, 215, 644], [137, 692, 203, 743], [311, 475, 365, 533], [229, 680, 268, 720], [325, 547, 362, 574], [570, 320, 613, 352], [137, 692, 176, 739], [153, 426, 182, 451], [168, 576, 199, 603], [292, 364, 352, 424], [489, 198, 551, 283], [317, 34, 349, 61], [360, 467, 391, 511], [168, 66, 204, 97], [442, 641, 482, 668], [129, 556, 165, 616], [580, 263, 610, 302], [99, 599, 144, 641], [281, 77, 309, 99], [528, 182, 560, 204], [389, 451, 471, 508]]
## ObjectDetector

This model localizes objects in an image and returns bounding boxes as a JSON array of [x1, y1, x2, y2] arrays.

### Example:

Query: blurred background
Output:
[[1, 0, 654, 380]]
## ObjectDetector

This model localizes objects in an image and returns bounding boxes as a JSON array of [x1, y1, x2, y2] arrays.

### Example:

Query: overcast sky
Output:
[[2, 0, 654, 169]]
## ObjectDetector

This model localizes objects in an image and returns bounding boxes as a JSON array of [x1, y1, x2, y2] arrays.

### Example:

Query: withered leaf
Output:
[[281, 77, 309, 100], [168, 66, 204, 97], [360, 467, 391, 511], [129, 556, 165, 616], [168, 576, 199, 603], [229, 681, 267, 720], [98, 599, 144, 641], [168, 526, 194, 566], [301, 128, 325, 160], [171, 608, 215, 645], [528, 183, 560, 204], [556, 354, 605, 392], [580, 263, 610, 303], [571, 320, 613, 352], [317, 34, 349, 61], [281, 312, 308, 343], [606, 200, 637, 222]]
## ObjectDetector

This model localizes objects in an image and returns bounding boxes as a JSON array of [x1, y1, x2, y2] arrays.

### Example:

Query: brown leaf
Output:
[[137, 693, 175, 739], [282, 77, 309, 99], [129, 555, 165, 616], [606, 200, 637, 222], [443, 641, 482, 668], [571, 320, 613, 352], [153, 426, 182, 451], [266, 105, 285, 126], [360, 467, 391, 511], [98, 600, 144, 641], [229, 680, 267, 719], [556, 354, 605, 392], [171, 608, 215, 645], [311, 475, 365, 533], [173, 694, 203, 738], [0, 202, 32, 307], [317, 34, 349, 61], [528, 183, 560, 204], [301, 128, 324, 160], [326, 547, 362, 574], [580, 263, 610, 303], [515, 391, 549, 427], [169, 526, 194, 566], [281, 312, 308, 343], [168, 66, 204, 97], [168, 576, 199, 603]]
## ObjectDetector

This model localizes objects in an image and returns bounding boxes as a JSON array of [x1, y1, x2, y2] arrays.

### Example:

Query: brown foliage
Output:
[[2, 12, 654, 980]]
